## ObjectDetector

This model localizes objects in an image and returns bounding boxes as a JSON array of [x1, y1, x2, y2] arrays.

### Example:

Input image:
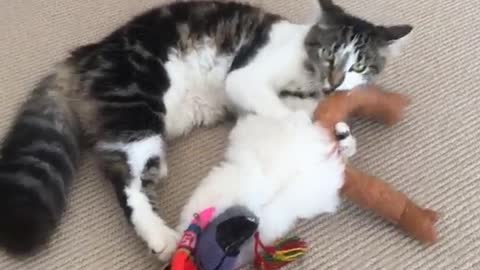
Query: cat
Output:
[[177, 111, 347, 268], [0, 0, 412, 262]]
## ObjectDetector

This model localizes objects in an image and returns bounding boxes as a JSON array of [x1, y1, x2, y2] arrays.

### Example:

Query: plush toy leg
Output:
[[342, 166, 438, 244]]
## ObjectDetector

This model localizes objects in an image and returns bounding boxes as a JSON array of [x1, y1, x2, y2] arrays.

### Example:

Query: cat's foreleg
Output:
[[225, 70, 291, 118]]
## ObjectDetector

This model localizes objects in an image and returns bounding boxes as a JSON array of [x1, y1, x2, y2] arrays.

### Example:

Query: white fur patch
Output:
[[178, 112, 344, 267], [225, 22, 317, 118], [163, 40, 233, 139]]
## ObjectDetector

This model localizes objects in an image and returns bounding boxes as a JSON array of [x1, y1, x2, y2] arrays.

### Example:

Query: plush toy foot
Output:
[[195, 206, 259, 270]]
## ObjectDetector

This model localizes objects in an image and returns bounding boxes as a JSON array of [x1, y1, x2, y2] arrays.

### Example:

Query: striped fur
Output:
[[0, 74, 81, 253]]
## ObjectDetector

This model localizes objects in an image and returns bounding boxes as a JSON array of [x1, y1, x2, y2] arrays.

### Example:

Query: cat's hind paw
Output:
[[149, 225, 180, 262]]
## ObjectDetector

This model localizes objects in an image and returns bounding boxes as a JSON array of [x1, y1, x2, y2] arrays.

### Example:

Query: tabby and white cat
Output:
[[0, 0, 411, 261]]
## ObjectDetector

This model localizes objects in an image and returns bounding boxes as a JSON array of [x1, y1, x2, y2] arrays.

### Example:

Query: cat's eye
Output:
[[350, 63, 367, 73]]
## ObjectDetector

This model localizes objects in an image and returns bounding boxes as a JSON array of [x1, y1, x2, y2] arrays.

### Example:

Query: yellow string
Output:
[[272, 247, 307, 261]]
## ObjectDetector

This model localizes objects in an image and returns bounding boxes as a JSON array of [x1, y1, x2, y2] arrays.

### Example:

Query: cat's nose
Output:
[[328, 70, 345, 90]]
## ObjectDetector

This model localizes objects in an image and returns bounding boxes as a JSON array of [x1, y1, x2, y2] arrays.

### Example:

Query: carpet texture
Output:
[[1, 0, 479, 269]]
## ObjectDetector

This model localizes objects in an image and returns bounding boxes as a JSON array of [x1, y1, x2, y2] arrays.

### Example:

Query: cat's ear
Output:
[[377, 25, 414, 57], [317, 0, 345, 28]]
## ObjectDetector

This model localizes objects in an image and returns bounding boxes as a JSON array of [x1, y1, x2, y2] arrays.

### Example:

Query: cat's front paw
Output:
[[335, 122, 356, 158], [148, 225, 180, 262]]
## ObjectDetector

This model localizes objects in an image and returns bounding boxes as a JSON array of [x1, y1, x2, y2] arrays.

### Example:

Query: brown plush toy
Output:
[[313, 85, 438, 244]]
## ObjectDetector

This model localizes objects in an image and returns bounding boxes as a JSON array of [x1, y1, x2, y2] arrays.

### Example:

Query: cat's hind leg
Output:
[[92, 99, 178, 261], [96, 135, 179, 261]]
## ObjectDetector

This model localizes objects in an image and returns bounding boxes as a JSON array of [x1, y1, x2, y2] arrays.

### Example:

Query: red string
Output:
[[254, 232, 262, 263], [254, 232, 279, 270], [254, 232, 268, 270]]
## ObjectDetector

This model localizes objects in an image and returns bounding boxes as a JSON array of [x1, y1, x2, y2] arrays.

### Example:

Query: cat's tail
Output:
[[0, 69, 82, 254]]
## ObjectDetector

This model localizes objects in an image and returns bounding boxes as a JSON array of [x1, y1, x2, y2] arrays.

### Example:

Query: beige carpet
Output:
[[1, 0, 479, 269]]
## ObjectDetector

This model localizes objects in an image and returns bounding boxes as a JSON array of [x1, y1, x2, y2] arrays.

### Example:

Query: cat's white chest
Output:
[[163, 42, 233, 139]]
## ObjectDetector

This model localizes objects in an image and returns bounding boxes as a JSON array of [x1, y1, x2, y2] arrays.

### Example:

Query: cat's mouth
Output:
[[321, 88, 337, 95], [279, 90, 319, 99]]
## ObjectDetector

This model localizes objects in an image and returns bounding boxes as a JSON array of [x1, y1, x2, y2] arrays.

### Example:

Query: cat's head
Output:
[[305, 0, 412, 94]]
